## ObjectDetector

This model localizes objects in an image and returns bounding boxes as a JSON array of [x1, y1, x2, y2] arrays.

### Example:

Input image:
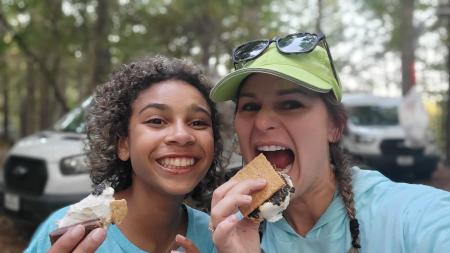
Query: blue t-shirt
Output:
[[261, 167, 450, 252], [25, 204, 213, 253]]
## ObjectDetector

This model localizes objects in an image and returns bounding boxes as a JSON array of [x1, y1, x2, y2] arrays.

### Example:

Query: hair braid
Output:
[[330, 142, 361, 252], [322, 92, 361, 252]]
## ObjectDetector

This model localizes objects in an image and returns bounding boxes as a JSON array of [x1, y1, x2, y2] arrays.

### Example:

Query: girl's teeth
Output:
[[257, 145, 287, 151], [160, 158, 194, 167]]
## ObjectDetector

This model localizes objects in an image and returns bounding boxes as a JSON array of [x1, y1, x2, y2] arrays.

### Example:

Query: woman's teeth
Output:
[[280, 164, 293, 174], [159, 157, 195, 168], [257, 145, 287, 151], [256, 145, 293, 173]]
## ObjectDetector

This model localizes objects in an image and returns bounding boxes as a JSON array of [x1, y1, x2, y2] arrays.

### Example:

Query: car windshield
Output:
[[347, 105, 399, 126], [53, 98, 91, 133]]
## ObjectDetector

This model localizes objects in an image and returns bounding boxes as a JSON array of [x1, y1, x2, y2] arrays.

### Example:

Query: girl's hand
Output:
[[209, 178, 267, 253], [170, 234, 200, 253], [48, 225, 106, 253]]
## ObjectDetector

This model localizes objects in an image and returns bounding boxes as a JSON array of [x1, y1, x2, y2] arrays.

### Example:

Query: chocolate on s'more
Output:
[[231, 153, 291, 221], [49, 218, 104, 245]]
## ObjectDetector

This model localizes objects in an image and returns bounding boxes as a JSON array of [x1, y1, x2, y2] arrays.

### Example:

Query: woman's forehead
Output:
[[239, 74, 316, 97]]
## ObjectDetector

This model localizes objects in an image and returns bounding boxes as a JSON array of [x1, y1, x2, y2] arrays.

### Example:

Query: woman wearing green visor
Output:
[[209, 32, 450, 253]]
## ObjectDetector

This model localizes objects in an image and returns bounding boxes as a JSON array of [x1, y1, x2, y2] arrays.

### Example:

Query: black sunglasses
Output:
[[232, 32, 340, 87]]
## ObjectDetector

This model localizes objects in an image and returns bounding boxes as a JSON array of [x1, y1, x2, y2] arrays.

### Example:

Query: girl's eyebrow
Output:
[[138, 103, 211, 117], [188, 104, 211, 117], [138, 103, 168, 114]]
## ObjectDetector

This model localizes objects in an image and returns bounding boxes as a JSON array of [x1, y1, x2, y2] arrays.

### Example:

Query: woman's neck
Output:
[[284, 169, 336, 236], [114, 181, 187, 252]]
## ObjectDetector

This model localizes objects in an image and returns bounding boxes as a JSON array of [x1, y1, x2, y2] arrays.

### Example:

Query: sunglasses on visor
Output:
[[232, 32, 341, 87]]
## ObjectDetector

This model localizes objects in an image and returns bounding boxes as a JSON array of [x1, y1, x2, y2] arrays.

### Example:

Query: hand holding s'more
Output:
[[49, 181, 127, 245], [230, 153, 295, 222]]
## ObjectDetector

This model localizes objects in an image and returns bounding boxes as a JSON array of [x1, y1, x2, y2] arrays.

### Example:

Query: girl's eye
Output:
[[278, 100, 303, 110], [144, 118, 165, 126], [239, 102, 260, 112], [190, 119, 211, 129]]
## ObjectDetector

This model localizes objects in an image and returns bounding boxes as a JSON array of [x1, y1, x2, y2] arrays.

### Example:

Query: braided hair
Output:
[[323, 93, 361, 252]]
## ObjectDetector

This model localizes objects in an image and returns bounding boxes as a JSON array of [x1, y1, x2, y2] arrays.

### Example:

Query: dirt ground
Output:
[[1, 140, 450, 252]]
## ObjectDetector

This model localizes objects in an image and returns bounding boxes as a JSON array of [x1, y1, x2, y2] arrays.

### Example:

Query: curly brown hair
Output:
[[86, 55, 224, 203]]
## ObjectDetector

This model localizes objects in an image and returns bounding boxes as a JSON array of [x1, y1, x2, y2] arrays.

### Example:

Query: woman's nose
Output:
[[164, 121, 195, 145], [254, 109, 278, 132]]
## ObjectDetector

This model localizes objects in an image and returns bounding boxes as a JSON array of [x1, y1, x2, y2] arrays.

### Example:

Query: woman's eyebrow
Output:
[[238, 92, 256, 98], [277, 88, 307, 96], [138, 103, 168, 114]]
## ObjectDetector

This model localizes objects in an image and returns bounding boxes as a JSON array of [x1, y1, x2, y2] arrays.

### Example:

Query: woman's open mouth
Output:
[[256, 145, 294, 174]]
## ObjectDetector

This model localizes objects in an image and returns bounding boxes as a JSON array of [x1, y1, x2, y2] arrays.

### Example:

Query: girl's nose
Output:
[[164, 121, 195, 145]]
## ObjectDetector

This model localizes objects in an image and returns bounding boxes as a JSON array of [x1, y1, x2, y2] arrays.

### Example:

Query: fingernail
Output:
[[243, 195, 252, 202], [91, 228, 106, 242], [235, 211, 244, 221], [69, 225, 84, 237], [175, 234, 185, 242]]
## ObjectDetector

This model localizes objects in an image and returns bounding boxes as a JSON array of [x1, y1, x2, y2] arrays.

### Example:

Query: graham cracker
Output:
[[110, 199, 128, 224], [231, 153, 285, 217]]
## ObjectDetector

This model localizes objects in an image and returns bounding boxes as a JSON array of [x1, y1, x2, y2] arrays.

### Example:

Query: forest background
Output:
[[0, 0, 449, 164]]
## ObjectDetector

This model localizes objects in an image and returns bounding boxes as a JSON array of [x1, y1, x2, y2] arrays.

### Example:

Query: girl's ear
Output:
[[117, 137, 130, 161]]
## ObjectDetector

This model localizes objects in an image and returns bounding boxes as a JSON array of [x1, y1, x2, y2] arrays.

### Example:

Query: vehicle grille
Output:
[[4, 155, 48, 195], [380, 139, 424, 155]]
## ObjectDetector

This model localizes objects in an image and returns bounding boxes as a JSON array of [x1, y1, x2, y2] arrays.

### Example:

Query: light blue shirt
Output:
[[261, 167, 450, 252], [25, 204, 213, 253]]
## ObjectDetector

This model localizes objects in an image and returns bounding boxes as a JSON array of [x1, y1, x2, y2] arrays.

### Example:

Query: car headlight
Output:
[[353, 134, 376, 144], [60, 155, 90, 175]]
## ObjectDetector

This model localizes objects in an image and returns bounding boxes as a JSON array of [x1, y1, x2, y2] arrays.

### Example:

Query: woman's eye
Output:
[[239, 102, 260, 111], [278, 100, 303, 110]]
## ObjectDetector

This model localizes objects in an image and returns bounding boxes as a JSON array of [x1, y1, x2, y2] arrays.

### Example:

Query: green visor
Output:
[[210, 44, 342, 102]]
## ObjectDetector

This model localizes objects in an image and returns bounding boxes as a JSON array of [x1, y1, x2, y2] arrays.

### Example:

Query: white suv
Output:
[[1, 98, 92, 222], [341, 94, 440, 180]]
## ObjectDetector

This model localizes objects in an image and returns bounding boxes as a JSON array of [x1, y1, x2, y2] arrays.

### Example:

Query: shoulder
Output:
[[351, 167, 450, 249], [24, 207, 69, 253], [351, 166, 450, 209]]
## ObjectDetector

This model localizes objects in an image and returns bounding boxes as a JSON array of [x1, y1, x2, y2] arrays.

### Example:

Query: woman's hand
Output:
[[209, 178, 267, 253], [48, 225, 106, 253]]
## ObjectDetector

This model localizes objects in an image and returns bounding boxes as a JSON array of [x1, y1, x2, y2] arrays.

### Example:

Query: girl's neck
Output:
[[114, 182, 187, 252]]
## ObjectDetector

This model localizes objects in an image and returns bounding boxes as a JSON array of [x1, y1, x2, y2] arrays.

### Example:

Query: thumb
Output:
[[173, 234, 200, 253]]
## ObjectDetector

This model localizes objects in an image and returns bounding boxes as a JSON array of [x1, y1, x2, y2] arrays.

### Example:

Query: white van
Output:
[[341, 93, 440, 180], [1, 98, 92, 222]]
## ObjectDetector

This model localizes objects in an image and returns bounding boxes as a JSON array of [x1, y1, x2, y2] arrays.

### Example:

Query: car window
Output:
[[347, 105, 398, 126], [53, 97, 91, 134]]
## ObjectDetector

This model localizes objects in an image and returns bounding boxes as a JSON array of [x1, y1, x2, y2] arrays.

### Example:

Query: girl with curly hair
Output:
[[26, 55, 223, 253]]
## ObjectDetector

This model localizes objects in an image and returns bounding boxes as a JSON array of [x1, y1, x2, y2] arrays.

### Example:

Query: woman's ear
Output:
[[117, 137, 130, 161], [327, 120, 342, 143], [328, 127, 340, 143]]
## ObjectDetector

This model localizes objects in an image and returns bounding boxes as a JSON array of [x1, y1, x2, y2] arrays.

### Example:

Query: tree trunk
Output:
[[1, 58, 10, 142], [88, 0, 111, 94], [446, 1, 450, 165], [400, 0, 416, 95], [316, 0, 323, 32]]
